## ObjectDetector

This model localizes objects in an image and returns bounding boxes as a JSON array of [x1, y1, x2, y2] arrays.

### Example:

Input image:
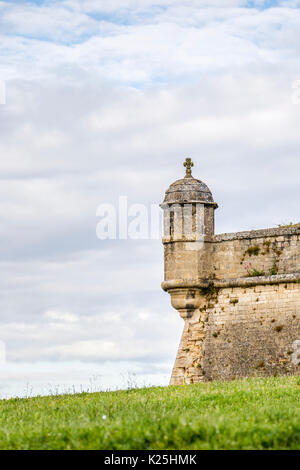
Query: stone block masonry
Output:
[[161, 159, 300, 384]]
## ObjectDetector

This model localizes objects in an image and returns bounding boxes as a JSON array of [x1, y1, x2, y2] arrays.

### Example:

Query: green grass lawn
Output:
[[0, 376, 299, 450]]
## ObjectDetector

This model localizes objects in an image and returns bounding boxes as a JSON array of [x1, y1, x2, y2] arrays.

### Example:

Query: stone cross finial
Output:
[[184, 158, 194, 178]]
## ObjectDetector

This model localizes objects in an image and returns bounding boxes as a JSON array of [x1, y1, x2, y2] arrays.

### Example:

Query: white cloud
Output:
[[0, 3, 98, 42], [0, 303, 182, 362], [1, 1, 300, 83], [46, 339, 119, 359], [44, 309, 79, 323]]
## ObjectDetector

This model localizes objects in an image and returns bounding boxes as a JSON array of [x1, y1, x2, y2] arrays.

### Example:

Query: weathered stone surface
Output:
[[161, 161, 300, 385]]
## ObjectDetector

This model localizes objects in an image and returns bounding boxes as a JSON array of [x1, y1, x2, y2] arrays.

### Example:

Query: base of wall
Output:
[[170, 281, 300, 385]]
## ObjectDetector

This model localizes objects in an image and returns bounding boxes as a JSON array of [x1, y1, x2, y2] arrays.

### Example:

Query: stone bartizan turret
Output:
[[160, 158, 218, 319], [160, 158, 300, 385]]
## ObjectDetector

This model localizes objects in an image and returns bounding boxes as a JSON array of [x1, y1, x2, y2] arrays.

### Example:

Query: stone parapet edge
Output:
[[161, 273, 300, 291], [213, 226, 300, 242], [161, 226, 300, 245]]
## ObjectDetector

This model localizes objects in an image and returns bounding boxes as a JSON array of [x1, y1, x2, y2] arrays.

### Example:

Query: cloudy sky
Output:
[[0, 0, 300, 396]]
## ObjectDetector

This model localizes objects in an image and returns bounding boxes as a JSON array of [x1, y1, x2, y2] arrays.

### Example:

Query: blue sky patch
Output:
[[246, 0, 282, 9]]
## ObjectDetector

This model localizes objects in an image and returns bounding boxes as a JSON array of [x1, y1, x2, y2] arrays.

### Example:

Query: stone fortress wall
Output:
[[161, 159, 300, 385]]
